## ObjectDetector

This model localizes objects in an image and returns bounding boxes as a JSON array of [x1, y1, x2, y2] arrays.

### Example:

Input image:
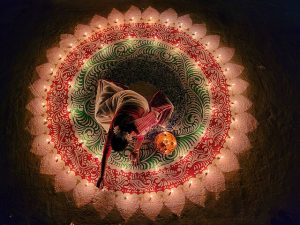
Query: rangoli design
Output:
[[27, 6, 257, 221]]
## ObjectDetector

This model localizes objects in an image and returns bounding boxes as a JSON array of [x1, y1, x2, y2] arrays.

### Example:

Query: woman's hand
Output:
[[159, 123, 166, 129], [130, 135, 144, 166], [96, 177, 104, 189], [130, 150, 140, 166]]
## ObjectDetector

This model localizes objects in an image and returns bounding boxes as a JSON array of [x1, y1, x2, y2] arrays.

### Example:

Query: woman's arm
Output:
[[96, 128, 113, 188], [130, 135, 144, 165], [134, 135, 144, 152]]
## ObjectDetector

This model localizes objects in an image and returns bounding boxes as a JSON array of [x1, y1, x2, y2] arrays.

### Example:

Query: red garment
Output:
[[134, 91, 174, 135]]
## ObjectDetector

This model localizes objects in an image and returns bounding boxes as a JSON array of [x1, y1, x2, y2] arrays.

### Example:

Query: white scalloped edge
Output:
[[26, 6, 257, 222]]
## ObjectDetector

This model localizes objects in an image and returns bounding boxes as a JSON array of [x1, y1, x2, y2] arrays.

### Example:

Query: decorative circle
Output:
[[27, 6, 256, 221]]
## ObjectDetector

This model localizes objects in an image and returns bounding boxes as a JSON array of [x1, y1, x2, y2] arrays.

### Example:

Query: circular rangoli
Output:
[[27, 6, 257, 221]]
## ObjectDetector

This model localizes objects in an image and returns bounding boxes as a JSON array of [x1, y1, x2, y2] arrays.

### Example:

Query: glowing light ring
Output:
[[47, 23, 230, 193]]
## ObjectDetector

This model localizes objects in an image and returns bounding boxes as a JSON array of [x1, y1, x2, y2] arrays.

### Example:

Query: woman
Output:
[[95, 79, 174, 188]]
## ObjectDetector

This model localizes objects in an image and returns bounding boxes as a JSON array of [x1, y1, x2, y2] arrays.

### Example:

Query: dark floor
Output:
[[0, 0, 299, 225]]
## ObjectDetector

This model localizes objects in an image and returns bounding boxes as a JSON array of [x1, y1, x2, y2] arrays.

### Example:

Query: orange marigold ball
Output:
[[154, 131, 177, 155]]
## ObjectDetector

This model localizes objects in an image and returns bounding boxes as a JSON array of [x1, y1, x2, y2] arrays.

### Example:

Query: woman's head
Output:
[[111, 131, 129, 152], [111, 113, 137, 152]]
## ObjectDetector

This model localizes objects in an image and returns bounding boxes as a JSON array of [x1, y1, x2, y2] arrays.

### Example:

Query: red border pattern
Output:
[[47, 23, 231, 194]]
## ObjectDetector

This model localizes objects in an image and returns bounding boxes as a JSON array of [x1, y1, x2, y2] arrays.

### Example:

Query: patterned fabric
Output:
[[134, 111, 158, 135], [134, 91, 174, 135], [95, 79, 149, 132]]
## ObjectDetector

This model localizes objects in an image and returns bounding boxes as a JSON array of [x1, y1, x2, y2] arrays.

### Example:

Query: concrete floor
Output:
[[0, 0, 299, 224]]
